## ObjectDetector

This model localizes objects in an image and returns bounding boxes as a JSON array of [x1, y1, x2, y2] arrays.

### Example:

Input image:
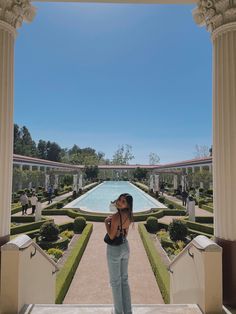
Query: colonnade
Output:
[[0, 0, 236, 307]]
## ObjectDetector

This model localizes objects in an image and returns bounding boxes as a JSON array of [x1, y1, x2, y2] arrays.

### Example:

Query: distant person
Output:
[[47, 185, 54, 204], [104, 193, 134, 314], [160, 183, 165, 195], [30, 192, 38, 215], [182, 190, 189, 207], [20, 192, 29, 215]]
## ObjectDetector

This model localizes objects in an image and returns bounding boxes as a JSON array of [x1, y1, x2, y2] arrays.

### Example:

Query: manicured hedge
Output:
[[11, 216, 37, 223], [55, 223, 93, 304], [201, 204, 214, 213], [185, 221, 214, 235], [37, 236, 69, 250], [11, 205, 22, 215], [195, 216, 213, 224], [132, 181, 186, 210], [163, 198, 185, 211], [138, 223, 170, 303], [10, 219, 53, 235], [42, 208, 186, 223]]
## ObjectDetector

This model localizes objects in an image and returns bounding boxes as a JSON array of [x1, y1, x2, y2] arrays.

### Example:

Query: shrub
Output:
[[48, 248, 63, 260], [56, 201, 64, 209], [74, 217, 86, 233], [168, 219, 188, 242], [198, 199, 206, 207], [146, 216, 159, 233], [207, 189, 213, 195], [168, 204, 174, 209], [40, 221, 60, 241], [63, 230, 74, 239], [157, 229, 168, 239], [158, 196, 165, 204]]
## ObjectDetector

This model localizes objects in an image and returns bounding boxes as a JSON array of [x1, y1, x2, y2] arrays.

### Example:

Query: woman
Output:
[[105, 193, 134, 314]]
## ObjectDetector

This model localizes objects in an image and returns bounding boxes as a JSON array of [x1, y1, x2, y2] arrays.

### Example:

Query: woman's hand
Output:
[[105, 215, 112, 224]]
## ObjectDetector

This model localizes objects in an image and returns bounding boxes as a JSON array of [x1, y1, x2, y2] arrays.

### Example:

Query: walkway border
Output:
[[138, 223, 170, 303], [56, 223, 93, 304]]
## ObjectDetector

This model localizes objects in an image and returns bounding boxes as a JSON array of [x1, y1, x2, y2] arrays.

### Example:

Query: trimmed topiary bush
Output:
[[74, 217, 86, 233], [168, 219, 188, 242], [158, 196, 165, 204], [47, 248, 63, 260], [63, 230, 74, 239], [40, 221, 60, 241], [56, 201, 64, 209], [146, 216, 159, 233], [168, 203, 174, 209]]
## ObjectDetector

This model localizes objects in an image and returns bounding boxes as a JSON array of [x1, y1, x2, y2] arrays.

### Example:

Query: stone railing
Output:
[[0, 234, 59, 314], [168, 235, 222, 313]]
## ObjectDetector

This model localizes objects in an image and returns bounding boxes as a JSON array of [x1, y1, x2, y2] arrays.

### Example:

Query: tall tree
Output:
[[13, 124, 37, 157], [46, 141, 62, 162], [194, 145, 210, 158], [37, 140, 48, 159], [112, 144, 134, 165], [149, 152, 160, 165]]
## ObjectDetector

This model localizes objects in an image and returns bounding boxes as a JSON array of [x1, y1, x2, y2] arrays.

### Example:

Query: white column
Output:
[[194, 2, 236, 306], [153, 174, 159, 193], [199, 166, 203, 173], [29, 165, 32, 171], [192, 167, 195, 173], [45, 174, 50, 191], [0, 0, 35, 244], [79, 173, 83, 189], [181, 175, 185, 192], [200, 182, 204, 189], [149, 174, 154, 191], [54, 175, 59, 189], [213, 24, 236, 239], [173, 175, 178, 190], [73, 174, 78, 192], [0, 22, 16, 243], [209, 164, 212, 174]]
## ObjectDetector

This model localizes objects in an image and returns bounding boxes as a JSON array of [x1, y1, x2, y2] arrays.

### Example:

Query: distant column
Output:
[[153, 174, 159, 193], [54, 175, 59, 189], [79, 173, 83, 190], [73, 174, 78, 192], [173, 175, 178, 190], [45, 174, 50, 191], [149, 174, 154, 192]]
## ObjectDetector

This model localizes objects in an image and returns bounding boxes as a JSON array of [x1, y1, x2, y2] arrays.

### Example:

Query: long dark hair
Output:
[[115, 193, 134, 226]]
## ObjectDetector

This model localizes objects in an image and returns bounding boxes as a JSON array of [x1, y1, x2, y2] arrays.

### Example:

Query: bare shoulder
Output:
[[111, 213, 119, 223]]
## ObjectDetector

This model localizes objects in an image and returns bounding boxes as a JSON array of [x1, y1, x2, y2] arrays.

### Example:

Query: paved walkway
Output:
[[63, 222, 164, 305], [163, 193, 213, 217], [12, 191, 73, 217]]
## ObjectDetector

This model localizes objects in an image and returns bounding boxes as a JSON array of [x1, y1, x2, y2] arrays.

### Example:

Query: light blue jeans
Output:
[[106, 240, 133, 314]]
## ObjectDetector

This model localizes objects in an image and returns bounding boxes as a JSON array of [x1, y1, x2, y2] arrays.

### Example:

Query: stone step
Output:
[[22, 304, 202, 314]]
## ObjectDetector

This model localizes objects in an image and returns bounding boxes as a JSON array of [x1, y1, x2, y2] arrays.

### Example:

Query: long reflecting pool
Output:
[[65, 181, 166, 213]]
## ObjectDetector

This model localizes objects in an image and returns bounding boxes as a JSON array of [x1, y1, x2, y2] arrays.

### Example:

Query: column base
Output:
[[215, 237, 236, 307]]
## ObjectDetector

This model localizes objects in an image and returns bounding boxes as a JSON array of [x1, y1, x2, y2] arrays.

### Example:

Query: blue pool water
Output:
[[65, 181, 165, 213]]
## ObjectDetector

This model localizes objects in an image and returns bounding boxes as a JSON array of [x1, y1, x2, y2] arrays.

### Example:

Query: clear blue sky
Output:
[[14, 2, 212, 164]]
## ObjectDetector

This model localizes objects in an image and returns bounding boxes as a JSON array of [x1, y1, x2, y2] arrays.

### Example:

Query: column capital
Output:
[[193, 0, 236, 34], [0, 0, 36, 30]]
